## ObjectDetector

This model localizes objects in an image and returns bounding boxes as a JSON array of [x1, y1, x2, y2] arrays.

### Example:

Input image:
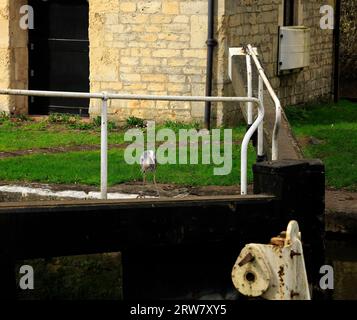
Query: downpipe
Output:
[[204, 0, 217, 130]]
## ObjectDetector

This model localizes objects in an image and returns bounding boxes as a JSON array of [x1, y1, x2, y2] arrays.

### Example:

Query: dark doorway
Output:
[[28, 0, 89, 116]]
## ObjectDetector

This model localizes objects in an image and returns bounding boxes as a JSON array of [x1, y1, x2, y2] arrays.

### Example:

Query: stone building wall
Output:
[[225, 0, 335, 108], [9, 0, 28, 114], [0, 0, 336, 125], [0, 0, 28, 114], [0, 0, 11, 113], [89, 0, 212, 124]]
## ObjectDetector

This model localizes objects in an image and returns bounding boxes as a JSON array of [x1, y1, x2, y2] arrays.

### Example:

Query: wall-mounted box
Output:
[[278, 26, 310, 74]]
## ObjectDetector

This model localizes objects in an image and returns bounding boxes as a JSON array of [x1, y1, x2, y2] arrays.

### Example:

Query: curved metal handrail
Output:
[[246, 44, 282, 161]]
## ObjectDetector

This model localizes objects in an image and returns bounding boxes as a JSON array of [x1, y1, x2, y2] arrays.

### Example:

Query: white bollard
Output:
[[100, 93, 108, 200]]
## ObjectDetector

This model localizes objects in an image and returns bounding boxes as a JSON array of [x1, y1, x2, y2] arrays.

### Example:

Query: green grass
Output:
[[0, 119, 254, 187], [0, 120, 218, 152], [286, 100, 357, 190], [0, 143, 256, 186], [0, 124, 124, 151]]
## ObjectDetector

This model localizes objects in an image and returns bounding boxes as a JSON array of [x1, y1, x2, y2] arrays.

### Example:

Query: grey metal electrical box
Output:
[[278, 26, 310, 73]]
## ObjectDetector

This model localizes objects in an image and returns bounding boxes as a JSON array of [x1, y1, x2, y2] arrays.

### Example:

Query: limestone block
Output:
[[191, 101, 205, 118], [120, 56, 140, 66], [152, 49, 181, 58], [183, 49, 206, 59], [168, 75, 186, 83], [151, 14, 173, 24], [0, 19, 9, 48], [141, 57, 161, 66], [162, 1, 179, 15], [90, 0, 119, 13], [148, 82, 166, 91], [120, 14, 149, 24], [190, 15, 207, 48], [119, 2, 136, 13], [137, 1, 161, 14], [173, 15, 189, 24], [142, 74, 167, 82], [90, 48, 119, 81], [180, 2, 208, 15]]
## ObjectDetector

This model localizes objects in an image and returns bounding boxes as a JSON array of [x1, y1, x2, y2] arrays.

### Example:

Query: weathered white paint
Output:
[[232, 221, 311, 300]]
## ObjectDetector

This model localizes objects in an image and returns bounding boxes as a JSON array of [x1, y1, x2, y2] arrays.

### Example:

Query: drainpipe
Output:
[[333, 0, 341, 103], [204, 0, 217, 129]]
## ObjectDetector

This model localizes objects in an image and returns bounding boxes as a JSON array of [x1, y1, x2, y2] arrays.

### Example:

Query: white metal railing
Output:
[[228, 45, 282, 162], [0, 88, 263, 198], [246, 44, 282, 161]]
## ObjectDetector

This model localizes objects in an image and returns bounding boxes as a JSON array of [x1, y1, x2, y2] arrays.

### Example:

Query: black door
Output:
[[29, 0, 89, 116]]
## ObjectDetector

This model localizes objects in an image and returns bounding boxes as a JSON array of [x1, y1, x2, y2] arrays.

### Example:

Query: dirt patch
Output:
[[325, 188, 357, 235], [0, 143, 127, 159], [0, 140, 242, 159], [326, 188, 357, 213], [0, 181, 248, 201], [297, 136, 326, 149]]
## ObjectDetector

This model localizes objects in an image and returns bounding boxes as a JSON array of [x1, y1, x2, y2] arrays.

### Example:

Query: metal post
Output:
[[204, 0, 217, 130], [257, 75, 264, 158], [246, 55, 253, 126], [241, 100, 264, 195], [101, 93, 108, 200], [247, 45, 281, 161]]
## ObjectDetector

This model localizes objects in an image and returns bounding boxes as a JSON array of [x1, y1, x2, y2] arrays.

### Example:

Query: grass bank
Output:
[[0, 116, 255, 186], [286, 100, 357, 190]]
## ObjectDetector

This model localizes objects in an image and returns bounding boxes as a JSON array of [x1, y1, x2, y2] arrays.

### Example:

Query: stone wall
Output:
[[0, 0, 11, 113], [0, 0, 28, 114], [89, 0, 336, 124], [9, 0, 28, 114], [89, 0, 212, 124], [0, 0, 336, 124], [226, 0, 335, 108]]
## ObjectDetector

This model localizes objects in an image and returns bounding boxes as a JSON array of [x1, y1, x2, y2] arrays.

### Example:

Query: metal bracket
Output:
[[228, 47, 258, 81]]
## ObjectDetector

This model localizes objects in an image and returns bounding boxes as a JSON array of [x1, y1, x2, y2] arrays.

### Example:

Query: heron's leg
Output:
[[136, 191, 145, 199], [137, 173, 146, 199], [153, 173, 160, 197]]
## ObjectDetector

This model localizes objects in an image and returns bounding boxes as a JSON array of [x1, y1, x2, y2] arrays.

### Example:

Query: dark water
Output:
[[15, 239, 357, 300], [326, 238, 357, 300], [16, 253, 123, 300]]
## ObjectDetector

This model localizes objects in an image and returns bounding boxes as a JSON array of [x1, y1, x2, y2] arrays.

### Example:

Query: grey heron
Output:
[[138, 150, 160, 197]]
